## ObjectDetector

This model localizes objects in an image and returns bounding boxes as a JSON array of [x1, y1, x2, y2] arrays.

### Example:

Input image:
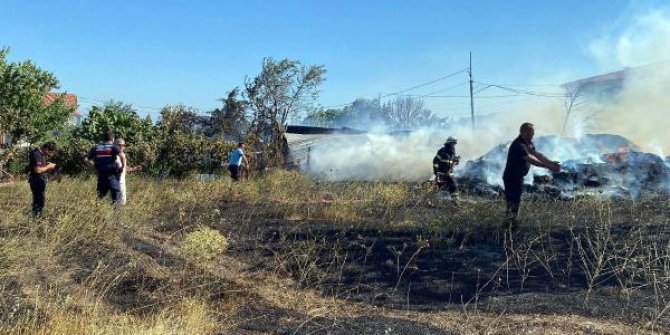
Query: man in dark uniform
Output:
[[503, 123, 560, 219], [433, 137, 461, 205], [85, 131, 126, 205], [28, 142, 58, 217]]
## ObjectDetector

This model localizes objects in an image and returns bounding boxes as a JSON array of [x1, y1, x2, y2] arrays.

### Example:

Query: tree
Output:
[[343, 98, 386, 128], [209, 87, 248, 141], [0, 48, 73, 144], [302, 108, 347, 127], [0, 47, 73, 173], [155, 105, 205, 135], [245, 58, 326, 144], [75, 101, 153, 143], [154, 105, 233, 176], [381, 96, 432, 129]]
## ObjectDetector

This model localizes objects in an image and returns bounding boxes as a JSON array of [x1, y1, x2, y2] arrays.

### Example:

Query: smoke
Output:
[[300, 113, 563, 182], [305, 129, 443, 181], [298, 5, 670, 183], [587, 7, 670, 153]]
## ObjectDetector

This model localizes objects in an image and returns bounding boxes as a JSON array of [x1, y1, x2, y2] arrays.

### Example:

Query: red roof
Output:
[[44, 93, 80, 116]]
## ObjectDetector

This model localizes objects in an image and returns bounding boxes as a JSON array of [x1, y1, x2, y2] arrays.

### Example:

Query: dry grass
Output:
[[0, 172, 669, 334]]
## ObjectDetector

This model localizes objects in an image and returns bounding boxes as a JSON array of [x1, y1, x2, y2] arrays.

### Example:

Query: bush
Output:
[[180, 227, 228, 263]]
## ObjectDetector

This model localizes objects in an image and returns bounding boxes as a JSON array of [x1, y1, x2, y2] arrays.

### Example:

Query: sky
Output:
[[0, 0, 667, 119]]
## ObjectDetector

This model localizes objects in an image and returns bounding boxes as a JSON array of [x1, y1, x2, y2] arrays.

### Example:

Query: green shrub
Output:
[[180, 227, 228, 263]]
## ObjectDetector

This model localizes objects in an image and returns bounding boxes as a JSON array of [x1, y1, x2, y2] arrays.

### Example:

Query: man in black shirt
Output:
[[503, 123, 560, 219], [28, 142, 58, 217]]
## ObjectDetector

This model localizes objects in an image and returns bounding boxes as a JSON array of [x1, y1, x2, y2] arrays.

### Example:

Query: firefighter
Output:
[[433, 137, 461, 205], [27, 142, 58, 217], [85, 131, 125, 206]]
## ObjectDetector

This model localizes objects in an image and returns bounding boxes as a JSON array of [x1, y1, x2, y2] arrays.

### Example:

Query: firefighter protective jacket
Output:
[[433, 146, 459, 174]]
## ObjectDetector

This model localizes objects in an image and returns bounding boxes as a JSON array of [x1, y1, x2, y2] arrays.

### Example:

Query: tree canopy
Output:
[[0, 48, 73, 145]]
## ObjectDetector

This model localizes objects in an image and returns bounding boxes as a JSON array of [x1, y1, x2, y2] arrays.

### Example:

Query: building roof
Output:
[[285, 125, 366, 135], [44, 92, 80, 116], [563, 68, 628, 89]]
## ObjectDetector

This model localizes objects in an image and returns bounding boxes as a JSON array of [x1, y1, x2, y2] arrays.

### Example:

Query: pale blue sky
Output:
[[0, 0, 665, 118]]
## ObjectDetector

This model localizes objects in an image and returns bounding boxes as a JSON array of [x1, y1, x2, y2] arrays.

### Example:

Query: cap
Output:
[[446, 137, 457, 144]]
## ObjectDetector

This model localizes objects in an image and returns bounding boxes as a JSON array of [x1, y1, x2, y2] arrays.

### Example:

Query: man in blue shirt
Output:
[[227, 142, 248, 181], [27, 142, 58, 217], [85, 131, 126, 205]]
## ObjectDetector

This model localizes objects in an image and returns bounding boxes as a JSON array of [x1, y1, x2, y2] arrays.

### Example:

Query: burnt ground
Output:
[[221, 202, 670, 327]]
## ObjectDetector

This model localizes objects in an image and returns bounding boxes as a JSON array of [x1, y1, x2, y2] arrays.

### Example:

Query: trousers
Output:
[[97, 173, 121, 204], [503, 177, 523, 217], [30, 178, 47, 216]]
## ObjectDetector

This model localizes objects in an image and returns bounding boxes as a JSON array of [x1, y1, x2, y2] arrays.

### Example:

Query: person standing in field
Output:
[[503, 123, 560, 220], [115, 138, 142, 205], [227, 142, 248, 181], [85, 131, 125, 206], [27, 142, 58, 217], [432, 137, 461, 205]]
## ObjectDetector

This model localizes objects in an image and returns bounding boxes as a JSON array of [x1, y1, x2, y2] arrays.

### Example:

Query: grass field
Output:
[[1, 171, 669, 334]]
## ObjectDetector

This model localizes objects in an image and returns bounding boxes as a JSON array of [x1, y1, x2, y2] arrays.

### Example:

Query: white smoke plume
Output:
[[587, 6, 670, 154], [297, 5, 670, 183]]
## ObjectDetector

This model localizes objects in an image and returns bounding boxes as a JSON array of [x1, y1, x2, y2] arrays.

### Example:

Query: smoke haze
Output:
[[299, 5, 670, 182]]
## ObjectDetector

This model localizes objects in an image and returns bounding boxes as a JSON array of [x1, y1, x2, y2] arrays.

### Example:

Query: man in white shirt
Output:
[[115, 138, 142, 205]]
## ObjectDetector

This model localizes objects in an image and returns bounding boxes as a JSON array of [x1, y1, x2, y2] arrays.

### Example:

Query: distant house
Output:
[[0, 92, 80, 147], [562, 63, 669, 102], [562, 68, 628, 102], [44, 92, 81, 124]]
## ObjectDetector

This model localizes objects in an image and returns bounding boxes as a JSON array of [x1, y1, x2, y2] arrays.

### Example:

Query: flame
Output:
[[607, 146, 631, 165]]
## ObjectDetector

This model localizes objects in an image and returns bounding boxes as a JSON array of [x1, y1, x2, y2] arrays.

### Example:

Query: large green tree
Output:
[[154, 105, 233, 176], [75, 101, 153, 144], [0, 48, 73, 144], [0, 48, 73, 174]]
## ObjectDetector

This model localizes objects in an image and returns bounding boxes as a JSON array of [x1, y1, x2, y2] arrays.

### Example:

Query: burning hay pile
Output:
[[458, 134, 670, 199]]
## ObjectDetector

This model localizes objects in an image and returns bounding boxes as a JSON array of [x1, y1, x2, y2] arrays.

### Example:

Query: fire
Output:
[[607, 146, 631, 165]]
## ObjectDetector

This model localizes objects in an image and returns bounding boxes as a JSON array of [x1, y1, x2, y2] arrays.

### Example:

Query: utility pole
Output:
[[469, 51, 475, 132]]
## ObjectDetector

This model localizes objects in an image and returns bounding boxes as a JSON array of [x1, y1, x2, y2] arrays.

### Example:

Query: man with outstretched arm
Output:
[[502, 123, 560, 220]]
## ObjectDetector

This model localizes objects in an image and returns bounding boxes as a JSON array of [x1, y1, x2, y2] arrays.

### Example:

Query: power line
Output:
[[475, 82, 563, 87], [409, 81, 470, 97], [322, 68, 469, 109], [379, 68, 469, 98], [78, 96, 166, 113], [473, 82, 568, 98]]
